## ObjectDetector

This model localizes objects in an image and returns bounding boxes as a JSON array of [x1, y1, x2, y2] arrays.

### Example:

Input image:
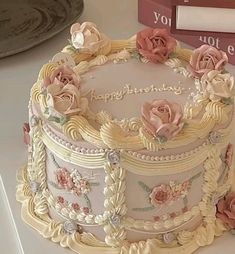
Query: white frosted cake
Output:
[[17, 22, 235, 254]]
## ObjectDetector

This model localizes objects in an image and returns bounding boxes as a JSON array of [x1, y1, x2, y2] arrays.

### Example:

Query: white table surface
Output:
[[0, 0, 235, 253]]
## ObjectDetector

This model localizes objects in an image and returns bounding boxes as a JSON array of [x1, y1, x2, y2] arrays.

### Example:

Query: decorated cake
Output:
[[17, 22, 235, 254]]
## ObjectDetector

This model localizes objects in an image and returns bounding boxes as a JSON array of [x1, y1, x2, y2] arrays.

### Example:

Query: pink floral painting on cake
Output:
[[136, 28, 176, 63], [133, 172, 201, 212], [49, 153, 99, 213], [188, 45, 228, 77], [141, 99, 184, 141], [55, 168, 74, 190], [149, 184, 172, 206], [216, 192, 235, 229], [53, 164, 96, 197]]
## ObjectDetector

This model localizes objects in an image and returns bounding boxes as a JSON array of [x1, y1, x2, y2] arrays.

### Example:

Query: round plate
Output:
[[0, 0, 84, 58]]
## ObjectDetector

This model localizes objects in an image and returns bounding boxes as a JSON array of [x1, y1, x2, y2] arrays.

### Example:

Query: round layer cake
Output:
[[17, 22, 235, 254]]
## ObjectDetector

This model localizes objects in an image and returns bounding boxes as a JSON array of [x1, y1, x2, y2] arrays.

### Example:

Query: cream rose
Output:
[[46, 83, 88, 118], [201, 70, 234, 101], [70, 22, 107, 54]]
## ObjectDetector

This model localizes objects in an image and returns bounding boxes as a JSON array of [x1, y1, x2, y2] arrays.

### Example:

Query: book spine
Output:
[[138, 0, 235, 65]]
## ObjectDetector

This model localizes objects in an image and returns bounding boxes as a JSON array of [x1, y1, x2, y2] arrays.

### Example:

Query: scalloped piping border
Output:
[[41, 121, 232, 176], [44, 122, 211, 162]]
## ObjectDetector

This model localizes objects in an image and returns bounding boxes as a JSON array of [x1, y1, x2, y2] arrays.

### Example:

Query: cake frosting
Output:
[[17, 22, 235, 254]]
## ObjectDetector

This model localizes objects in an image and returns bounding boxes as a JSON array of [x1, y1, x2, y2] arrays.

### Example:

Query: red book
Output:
[[138, 0, 235, 65]]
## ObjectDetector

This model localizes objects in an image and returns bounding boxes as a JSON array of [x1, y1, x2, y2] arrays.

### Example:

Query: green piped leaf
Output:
[[83, 194, 92, 211], [183, 197, 188, 208], [48, 181, 64, 190], [138, 181, 152, 194], [222, 69, 229, 74], [44, 107, 49, 114], [231, 229, 235, 236], [67, 40, 79, 53], [132, 51, 141, 60], [47, 115, 68, 126], [40, 89, 47, 96], [183, 122, 189, 129], [132, 206, 155, 212], [156, 136, 168, 144], [89, 182, 100, 186], [60, 116, 69, 126], [169, 52, 178, 59], [221, 97, 234, 105], [48, 115, 61, 123]]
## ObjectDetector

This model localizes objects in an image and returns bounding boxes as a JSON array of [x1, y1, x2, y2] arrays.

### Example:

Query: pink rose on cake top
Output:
[[70, 22, 108, 54], [188, 45, 228, 77], [43, 65, 80, 88], [136, 28, 177, 63], [141, 99, 184, 141], [217, 192, 235, 229], [42, 65, 88, 124], [201, 70, 234, 102]]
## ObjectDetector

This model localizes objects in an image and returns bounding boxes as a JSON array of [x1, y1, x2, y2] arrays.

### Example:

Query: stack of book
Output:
[[138, 0, 235, 65]]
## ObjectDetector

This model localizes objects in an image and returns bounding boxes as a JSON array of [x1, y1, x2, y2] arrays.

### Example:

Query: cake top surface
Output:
[[81, 57, 194, 120], [30, 22, 234, 152]]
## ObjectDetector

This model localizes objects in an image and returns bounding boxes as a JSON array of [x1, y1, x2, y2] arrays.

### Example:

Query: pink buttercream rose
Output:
[[83, 207, 90, 214], [150, 185, 172, 206], [226, 144, 234, 168], [136, 28, 177, 63], [201, 70, 234, 101], [43, 65, 80, 88], [71, 203, 80, 212], [57, 196, 65, 204], [216, 192, 235, 229], [46, 83, 88, 117], [188, 45, 228, 77], [55, 168, 74, 190], [23, 122, 30, 145], [141, 99, 184, 140], [70, 22, 107, 54]]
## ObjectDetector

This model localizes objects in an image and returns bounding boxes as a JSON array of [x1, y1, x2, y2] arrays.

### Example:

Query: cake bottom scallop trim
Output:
[[16, 165, 230, 254]]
